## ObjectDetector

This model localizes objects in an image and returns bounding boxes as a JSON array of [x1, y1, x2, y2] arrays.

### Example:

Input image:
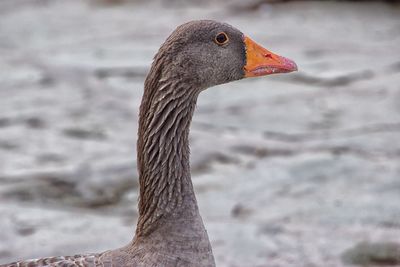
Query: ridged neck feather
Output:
[[136, 52, 201, 236]]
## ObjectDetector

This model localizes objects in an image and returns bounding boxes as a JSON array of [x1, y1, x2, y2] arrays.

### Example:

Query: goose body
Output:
[[1, 20, 297, 267]]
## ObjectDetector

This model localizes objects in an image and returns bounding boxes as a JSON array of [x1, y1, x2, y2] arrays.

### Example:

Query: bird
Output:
[[2, 20, 297, 267]]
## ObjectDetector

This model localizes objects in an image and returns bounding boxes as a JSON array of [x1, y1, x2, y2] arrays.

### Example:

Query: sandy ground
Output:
[[0, 0, 400, 266]]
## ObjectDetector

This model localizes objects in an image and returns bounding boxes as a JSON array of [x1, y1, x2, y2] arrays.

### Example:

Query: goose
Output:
[[2, 20, 297, 267]]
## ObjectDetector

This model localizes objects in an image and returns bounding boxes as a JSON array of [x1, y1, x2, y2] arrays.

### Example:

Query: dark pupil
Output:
[[216, 33, 227, 44]]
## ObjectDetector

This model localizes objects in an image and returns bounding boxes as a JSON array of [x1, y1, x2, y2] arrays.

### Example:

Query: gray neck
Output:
[[133, 69, 214, 264], [136, 78, 199, 235]]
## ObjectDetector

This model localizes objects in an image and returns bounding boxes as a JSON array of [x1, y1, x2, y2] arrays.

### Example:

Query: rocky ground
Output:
[[0, 0, 400, 266]]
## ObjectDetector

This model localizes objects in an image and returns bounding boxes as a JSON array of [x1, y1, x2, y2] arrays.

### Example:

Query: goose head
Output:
[[152, 20, 297, 90]]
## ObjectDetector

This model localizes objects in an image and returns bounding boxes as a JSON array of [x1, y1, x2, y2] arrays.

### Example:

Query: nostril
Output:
[[264, 53, 273, 59]]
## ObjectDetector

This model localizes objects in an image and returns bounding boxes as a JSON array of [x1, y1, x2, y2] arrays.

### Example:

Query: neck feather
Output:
[[130, 45, 215, 266], [136, 73, 200, 236]]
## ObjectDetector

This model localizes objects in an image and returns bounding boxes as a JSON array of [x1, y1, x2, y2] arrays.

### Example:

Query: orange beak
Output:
[[244, 36, 298, 77]]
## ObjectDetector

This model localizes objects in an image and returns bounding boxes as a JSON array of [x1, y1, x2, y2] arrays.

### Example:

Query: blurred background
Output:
[[1, 0, 400, 266]]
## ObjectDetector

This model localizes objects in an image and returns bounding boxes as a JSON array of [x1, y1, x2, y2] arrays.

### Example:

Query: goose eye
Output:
[[215, 32, 229, 45]]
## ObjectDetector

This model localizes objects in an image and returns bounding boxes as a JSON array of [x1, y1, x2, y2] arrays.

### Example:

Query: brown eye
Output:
[[215, 32, 229, 45]]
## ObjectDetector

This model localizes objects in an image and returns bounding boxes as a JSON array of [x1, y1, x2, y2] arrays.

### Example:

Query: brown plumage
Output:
[[1, 20, 297, 267]]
